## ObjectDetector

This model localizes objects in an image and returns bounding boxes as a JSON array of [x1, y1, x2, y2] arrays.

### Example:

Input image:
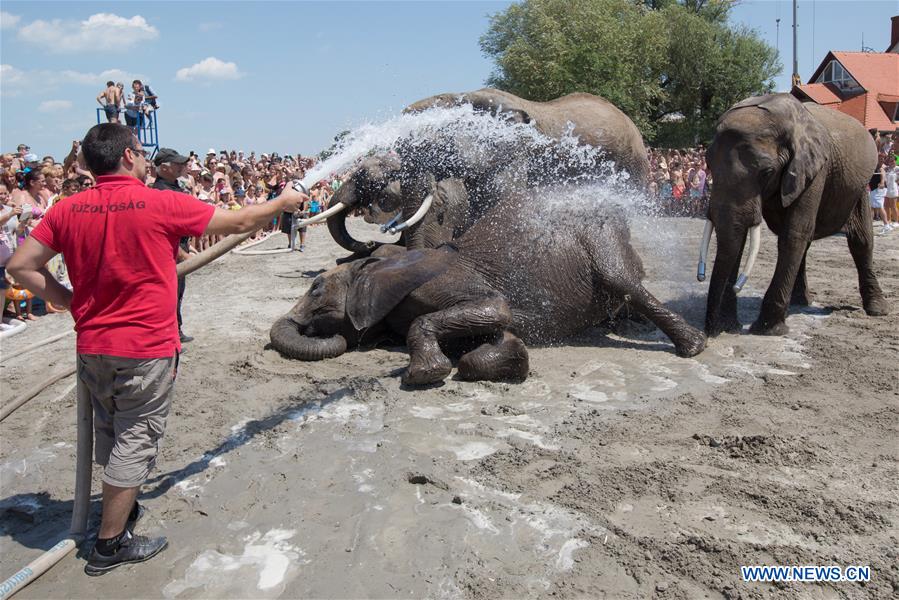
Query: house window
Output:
[[816, 60, 860, 91]]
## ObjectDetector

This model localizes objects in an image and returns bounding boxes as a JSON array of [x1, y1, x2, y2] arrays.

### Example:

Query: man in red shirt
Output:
[[7, 123, 306, 575]]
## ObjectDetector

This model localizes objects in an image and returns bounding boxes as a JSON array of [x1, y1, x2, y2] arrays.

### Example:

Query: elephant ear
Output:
[[346, 247, 456, 330], [727, 94, 830, 208]]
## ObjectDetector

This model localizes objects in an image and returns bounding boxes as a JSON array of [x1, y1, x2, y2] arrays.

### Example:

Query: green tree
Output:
[[480, 0, 780, 145]]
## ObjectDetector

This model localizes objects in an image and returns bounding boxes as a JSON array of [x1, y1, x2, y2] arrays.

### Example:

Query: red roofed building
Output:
[[792, 15, 899, 132]]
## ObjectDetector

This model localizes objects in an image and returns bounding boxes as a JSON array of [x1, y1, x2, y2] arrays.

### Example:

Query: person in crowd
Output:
[[76, 174, 94, 191], [140, 81, 159, 126], [870, 160, 890, 234], [882, 154, 898, 232], [151, 148, 194, 343], [6, 123, 307, 576], [124, 84, 143, 135], [11, 170, 47, 234], [97, 81, 122, 123], [0, 184, 22, 327]]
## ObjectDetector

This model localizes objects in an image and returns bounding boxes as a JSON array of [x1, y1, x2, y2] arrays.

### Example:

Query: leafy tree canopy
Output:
[[480, 0, 780, 146]]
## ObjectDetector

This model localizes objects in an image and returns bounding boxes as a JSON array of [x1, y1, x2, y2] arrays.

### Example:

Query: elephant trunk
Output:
[[326, 204, 382, 256], [269, 316, 348, 361]]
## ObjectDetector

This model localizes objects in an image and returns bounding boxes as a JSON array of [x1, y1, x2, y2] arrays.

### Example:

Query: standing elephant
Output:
[[272, 189, 705, 386], [325, 88, 650, 259], [701, 93, 889, 336]]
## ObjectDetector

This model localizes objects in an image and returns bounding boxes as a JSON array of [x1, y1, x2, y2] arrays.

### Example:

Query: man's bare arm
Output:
[[62, 142, 80, 174], [6, 238, 73, 310], [205, 187, 307, 236]]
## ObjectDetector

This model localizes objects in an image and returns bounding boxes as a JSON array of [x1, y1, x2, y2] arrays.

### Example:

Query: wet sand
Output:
[[1, 216, 897, 599]]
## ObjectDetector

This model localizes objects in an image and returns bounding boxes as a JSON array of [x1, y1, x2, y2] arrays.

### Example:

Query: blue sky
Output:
[[1, 1, 896, 159]]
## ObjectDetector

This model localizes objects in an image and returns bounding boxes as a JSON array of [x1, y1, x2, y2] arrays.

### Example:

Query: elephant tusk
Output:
[[295, 202, 348, 228], [697, 219, 714, 282], [389, 194, 433, 234], [380, 212, 404, 234], [733, 224, 761, 293]]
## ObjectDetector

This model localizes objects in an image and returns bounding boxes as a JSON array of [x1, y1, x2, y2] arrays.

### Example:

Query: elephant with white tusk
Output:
[[324, 88, 650, 262], [701, 93, 889, 337], [271, 187, 706, 386]]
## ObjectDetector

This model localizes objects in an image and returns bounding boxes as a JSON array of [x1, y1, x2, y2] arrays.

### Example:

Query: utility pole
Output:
[[791, 0, 801, 87], [776, 18, 781, 54]]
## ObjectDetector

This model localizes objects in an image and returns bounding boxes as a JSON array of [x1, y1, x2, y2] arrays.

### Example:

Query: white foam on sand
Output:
[[568, 384, 609, 403], [496, 428, 558, 450], [174, 478, 202, 495], [556, 538, 589, 571], [163, 529, 303, 597], [409, 405, 445, 419], [447, 441, 498, 460]]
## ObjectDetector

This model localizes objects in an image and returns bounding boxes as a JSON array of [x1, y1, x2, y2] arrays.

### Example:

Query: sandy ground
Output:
[[1, 215, 897, 600]]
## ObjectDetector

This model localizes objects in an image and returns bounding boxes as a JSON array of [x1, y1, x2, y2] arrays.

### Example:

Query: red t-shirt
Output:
[[30, 175, 215, 358]]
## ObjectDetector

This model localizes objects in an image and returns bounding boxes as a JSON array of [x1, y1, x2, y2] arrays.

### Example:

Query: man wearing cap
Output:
[[152, 148, 194, 343], [7, 123, 307, 575]]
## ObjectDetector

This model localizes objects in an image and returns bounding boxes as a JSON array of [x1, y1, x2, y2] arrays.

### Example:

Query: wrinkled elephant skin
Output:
[[272, 189, 705, 386], [704, 93, 889, 337]]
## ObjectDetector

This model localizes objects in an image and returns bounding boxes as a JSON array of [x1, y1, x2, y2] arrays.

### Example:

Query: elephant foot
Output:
[[749, 318, 790, 336], [402, 352, 453, 386], [863, 294, 890, 317], [457, 332, 529, 382], [790, 291, 813, 306], [674, 329, 706, 358], [705, 315, 742, 337]]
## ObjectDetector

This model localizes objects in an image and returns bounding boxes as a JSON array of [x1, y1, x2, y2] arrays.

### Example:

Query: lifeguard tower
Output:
[[95, 109, 159, 159]]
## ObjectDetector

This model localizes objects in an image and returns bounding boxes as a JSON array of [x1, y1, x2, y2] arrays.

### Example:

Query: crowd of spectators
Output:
[[646, 146, 710, 217], [0, 140, 342, 328], [870, 131, 899, 235]]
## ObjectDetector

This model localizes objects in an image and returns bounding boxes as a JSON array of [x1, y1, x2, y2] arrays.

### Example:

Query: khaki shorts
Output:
[[77, 354, 177, 488]]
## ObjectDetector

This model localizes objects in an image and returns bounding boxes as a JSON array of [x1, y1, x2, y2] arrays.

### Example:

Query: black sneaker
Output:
[[179, 332, 194, 343], [84, 533, 168, 576]]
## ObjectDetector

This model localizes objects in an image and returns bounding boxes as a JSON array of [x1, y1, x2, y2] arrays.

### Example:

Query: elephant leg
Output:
[[620, 285, 707, 357], [404, 296, 514, 386], [716, 245, 744, 334], [751, 233, 810, 336], [789, 244, 813, 306], [845, 192, 890, 316], [457, 331, 529, 382]]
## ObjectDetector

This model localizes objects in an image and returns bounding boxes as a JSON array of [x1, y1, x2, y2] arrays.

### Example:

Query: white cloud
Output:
[[175, 57, 243, 82], [58, 68, 135, 86], [198, 21, 223, 32], [17, 13, 158, 53], [1, 64, 143, 97], [0, 11, 21, 29], [38, 100, 73, 113]]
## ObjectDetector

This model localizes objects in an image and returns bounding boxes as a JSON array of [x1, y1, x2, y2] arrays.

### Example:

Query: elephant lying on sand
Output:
[[272, 190, 706, 385], [701, 93, 889, 336], [326, 88, 650, 259]]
